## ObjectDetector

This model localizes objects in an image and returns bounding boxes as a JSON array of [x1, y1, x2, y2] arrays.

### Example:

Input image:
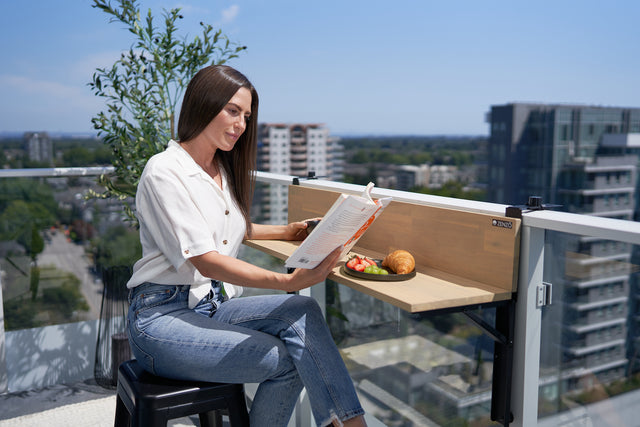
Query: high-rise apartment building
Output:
[[254, 123, 343, 224], [23, 132, 53, 165], [487, 104, 640, 205], [486, 103, 640, 396]]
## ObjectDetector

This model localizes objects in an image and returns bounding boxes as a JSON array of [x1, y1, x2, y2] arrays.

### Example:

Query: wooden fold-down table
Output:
[[246, 184, 522, 426], [244, 239, 514, 314]]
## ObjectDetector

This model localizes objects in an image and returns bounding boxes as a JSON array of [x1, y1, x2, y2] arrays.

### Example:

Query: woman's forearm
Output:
[[247, 222, 308, 241], [248, 223, 290, 240], [189, 250, 291, 290], [189, 247, 342, 293]]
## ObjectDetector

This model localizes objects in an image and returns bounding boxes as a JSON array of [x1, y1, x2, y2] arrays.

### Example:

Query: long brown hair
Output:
[[177, 65, 258, 236]]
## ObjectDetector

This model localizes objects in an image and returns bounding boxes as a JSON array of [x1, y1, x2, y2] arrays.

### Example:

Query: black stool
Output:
[[114, 359, 250, 427]]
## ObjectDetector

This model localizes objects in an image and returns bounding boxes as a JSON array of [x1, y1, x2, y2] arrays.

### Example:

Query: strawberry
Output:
[[346, 256, 360, 270]]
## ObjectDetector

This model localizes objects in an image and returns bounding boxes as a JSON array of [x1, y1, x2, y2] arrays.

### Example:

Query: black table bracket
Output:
[[462, 307, 510, 348], [485, 300, 515, 426]]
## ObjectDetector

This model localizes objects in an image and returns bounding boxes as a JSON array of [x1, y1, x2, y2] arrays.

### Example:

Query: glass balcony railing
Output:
[[1, 167, 640, 427], [0, 167, 136, 330]]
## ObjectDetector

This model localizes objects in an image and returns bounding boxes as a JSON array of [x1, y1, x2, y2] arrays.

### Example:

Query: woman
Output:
[[126, 65, 367, 427]]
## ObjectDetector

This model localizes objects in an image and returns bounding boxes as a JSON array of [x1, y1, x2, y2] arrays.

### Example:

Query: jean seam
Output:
[[127, 326, 156, 373], [132, 326, 241, 349]]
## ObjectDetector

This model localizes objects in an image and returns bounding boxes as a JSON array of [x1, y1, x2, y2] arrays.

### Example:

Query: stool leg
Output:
[[138, 406, 169, 427], [226, 395, 250, 427], [114, 394, 130, 427], [199, 410, 223, 427]]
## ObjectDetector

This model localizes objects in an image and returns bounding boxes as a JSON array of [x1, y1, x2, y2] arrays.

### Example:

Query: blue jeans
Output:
[[127, 282, 364, 427]]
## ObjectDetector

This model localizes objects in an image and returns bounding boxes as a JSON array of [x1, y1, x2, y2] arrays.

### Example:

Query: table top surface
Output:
[[244, 239, 513, 313]]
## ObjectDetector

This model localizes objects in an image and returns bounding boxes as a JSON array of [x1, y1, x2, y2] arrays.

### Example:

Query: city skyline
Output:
[[2, 1, 640, 136]]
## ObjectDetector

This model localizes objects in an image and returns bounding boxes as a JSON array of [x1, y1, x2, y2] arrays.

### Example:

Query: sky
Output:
[[1, 0, 639, 136]]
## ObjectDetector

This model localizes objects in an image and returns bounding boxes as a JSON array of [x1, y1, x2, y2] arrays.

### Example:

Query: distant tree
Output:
[[0, 199, 56, 300], [57, 144, 115, 166], [412, 180, 485, 201], [4, 269, 91, 330], [91, 225, 142, 270], [93, 144, 115, 164], [42, 277, 90, 318], [89, 0, 246, 223], [62, 146, 94, 166], [0, 200, 55, 259], [0, 178, 58, 214]]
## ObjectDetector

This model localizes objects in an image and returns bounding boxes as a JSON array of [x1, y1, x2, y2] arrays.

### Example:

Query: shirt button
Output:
[[223, 240, 228, 245], [184, 249, 190, 254], [225, 210, 230, 215]]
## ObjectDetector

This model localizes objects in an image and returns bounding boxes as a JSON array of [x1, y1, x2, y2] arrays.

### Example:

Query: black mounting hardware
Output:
[[292, 171, 318, 185], [506, 196, 562, 218], [463, 309, 510, 347]]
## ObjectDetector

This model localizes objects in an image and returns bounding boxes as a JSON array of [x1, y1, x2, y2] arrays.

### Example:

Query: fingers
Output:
[[290, 247, 342, 291], [293, 220, 311, 239], [317, 246, 342, 273], [294, 224, 307, 238]]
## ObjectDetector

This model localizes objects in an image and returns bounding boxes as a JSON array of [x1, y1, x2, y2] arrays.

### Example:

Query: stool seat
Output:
[[114, 359, 249, 427]]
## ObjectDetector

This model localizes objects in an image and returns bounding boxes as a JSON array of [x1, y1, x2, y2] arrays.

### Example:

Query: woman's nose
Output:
[[235, 116, 246, 131]]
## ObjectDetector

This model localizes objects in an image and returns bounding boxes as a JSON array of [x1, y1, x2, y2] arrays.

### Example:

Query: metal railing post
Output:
[[511, 224, 545, 426]]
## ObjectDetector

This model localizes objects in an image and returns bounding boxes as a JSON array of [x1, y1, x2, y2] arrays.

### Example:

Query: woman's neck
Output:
[[179, 141, 222, 186]]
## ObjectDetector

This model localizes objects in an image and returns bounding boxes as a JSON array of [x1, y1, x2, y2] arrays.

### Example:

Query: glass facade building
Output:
[[487, 103, 640, 415]]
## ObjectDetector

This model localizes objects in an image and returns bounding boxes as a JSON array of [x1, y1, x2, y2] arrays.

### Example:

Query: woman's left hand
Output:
[[288, 218, 321, 241]]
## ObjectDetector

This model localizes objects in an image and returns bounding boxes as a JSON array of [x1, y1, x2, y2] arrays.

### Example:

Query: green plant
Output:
[[89, 0, 246, 223]]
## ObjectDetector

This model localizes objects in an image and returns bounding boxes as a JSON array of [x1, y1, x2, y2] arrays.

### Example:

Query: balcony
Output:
[[2, 168, 640, 426]]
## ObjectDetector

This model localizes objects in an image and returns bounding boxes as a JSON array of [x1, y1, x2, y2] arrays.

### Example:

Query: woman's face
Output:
[[202, 87, 252, 152]]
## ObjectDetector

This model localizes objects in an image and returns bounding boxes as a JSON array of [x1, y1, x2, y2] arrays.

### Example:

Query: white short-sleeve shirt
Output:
[[126, 140, 246, 308]]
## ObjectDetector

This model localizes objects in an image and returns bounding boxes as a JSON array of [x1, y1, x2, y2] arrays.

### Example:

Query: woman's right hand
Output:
[[285, 247, 342, 292]]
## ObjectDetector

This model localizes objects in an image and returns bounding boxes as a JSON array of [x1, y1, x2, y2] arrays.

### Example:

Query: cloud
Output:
[[0, 73, 102, 115], [0, 73, 105, 132], [221, 5, 239, 23], [1, 75, 80, 100], [174, 3, 209, 16], [71, 51, 123, 81]]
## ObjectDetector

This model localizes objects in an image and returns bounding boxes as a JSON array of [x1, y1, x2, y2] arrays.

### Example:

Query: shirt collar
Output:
[[168, 140, 227, 192], [168, 140, 202, 177]]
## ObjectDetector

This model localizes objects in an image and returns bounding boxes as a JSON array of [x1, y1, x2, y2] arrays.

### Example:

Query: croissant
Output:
[[382, 250, 415, 274]]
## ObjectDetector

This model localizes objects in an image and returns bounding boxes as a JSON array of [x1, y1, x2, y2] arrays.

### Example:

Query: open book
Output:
[[285, 183, 392, 269]]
